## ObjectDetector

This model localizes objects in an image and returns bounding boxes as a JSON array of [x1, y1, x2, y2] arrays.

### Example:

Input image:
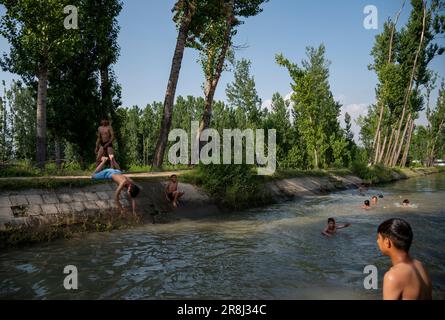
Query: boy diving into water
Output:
[[322, 218, 351, 237], [95, 119, 120, 170], [377, 218, 432, 300], [92, 157, 140, 215]]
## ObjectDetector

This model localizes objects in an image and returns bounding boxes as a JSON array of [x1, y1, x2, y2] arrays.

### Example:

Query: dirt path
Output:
[[0, 170, 190, 181]]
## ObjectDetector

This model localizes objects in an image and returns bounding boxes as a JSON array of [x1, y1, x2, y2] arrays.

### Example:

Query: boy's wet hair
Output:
[[372, 196, 378, 200], [129, 184, 140, 198], [377, 218, 413, 252], [403, 199, 410, 204], [328, 218, 335, 224], [364, 200, 370, 206], [170, 174, 177, 179]]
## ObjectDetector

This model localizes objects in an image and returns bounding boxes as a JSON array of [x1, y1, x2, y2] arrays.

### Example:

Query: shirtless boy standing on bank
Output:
[[95, 119, 120, 169], [377, 218, 432, 300]]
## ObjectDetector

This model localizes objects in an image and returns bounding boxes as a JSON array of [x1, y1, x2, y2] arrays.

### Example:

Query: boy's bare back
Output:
[[384, 259, 432, 300]]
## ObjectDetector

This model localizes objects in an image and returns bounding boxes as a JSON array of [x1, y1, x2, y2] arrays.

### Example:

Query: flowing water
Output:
[[1, 174, 445, 300]]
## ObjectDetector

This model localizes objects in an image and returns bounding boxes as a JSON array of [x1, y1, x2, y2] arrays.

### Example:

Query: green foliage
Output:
[[184, 163, 270, 210], [276, 45, 347, 169], [226, 59, 263, 128]]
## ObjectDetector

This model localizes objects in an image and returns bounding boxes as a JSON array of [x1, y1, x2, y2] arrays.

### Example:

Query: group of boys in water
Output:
[[91, 118, 433, 300], [322, 186, 432, 300]]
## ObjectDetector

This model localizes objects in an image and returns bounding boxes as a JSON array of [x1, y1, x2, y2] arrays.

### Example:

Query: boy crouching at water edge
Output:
[[322, 218, 351, 237], [377, 218, 432, 300], [92, 157, 140, 215], [165, 174, 184, 208]]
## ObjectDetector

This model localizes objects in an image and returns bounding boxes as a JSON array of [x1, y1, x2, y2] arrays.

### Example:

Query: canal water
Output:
[[1, 174, 444, 300]]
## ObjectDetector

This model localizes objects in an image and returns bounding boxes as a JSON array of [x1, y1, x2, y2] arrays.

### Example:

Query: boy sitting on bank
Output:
[[92, 156, 140, 215], [165, 174, 184, 208]]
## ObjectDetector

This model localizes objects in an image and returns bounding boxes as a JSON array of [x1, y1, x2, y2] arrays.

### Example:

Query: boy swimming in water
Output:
[[377, 218, 432, 300], [371, 196, 378, 205], [362, 200, 371, 209], [92, 157, 140, 215], [402, 199, 410, 207], [165, 174, 184, 208], [321, 218, 351, 237]]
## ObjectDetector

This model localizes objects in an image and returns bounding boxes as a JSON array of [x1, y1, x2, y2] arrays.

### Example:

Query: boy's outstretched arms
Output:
[[336, 223, 351, 229], [321, 228, 331, 237]]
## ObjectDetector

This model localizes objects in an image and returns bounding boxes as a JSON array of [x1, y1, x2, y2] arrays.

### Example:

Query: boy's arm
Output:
[[383, 271, 403, 300], [337, 223, 351, 229], [95, 129, 101, 152], [114, 182, 126, 212], [131, 198, 137, 215], [321, 228, 331, 237]]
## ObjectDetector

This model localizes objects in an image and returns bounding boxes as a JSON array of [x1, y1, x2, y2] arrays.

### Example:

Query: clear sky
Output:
[[1, 0, 444, 140]]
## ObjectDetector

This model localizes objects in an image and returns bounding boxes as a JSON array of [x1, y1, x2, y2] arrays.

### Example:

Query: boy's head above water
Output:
[[364, 200, 370, 207], [328, 217, 335, 225], [377, 218, 413, 255], [402, 199, 410, 206], [371, 196, 378, 204]]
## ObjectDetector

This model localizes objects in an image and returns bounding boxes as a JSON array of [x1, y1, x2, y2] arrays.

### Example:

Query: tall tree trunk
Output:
[[36, 67, 48, 169], [389, 1, 426, 167], [400, 119, 414, 167], [198, 0, 234, 148], [152, 11, 192, 168], [377, 129, 389, 164], [314, 148, 319, 169], [392, 113, 412, 167], [371, 1, 405, 164], [100, 65, 111, 118], [384, 128, 396, 166], [373, 130, 381, 164], [55, 135, 61, 170], [428, 119, 445, 166]]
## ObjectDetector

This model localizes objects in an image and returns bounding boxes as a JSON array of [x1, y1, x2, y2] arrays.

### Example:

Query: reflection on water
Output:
[[1, 174, 445, 300]]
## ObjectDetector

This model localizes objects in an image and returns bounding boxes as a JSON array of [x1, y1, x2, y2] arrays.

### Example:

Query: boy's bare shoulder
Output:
[[385, 264, 409, 284]]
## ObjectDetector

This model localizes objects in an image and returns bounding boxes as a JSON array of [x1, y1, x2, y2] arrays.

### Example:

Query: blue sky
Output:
[[1, 0, 444, 139]]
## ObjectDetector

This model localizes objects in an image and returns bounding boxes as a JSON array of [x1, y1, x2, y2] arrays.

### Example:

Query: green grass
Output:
[[0, 178, 104, 191], [0, 160, 92, 178]]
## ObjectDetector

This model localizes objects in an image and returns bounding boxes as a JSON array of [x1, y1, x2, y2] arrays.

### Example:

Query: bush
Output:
[[184, 163, 271, 211]]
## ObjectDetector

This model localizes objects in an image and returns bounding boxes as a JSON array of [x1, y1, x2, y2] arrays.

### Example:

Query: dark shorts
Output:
[[167, 192, 174, 201], [100, 141, 112, 148]]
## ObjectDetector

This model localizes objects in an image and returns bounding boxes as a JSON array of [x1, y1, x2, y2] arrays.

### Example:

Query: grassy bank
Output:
[[351, 164, 443, 184]]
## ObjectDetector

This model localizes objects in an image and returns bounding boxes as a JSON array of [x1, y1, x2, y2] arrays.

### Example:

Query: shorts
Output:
[[92, 169, 122, 180], [100, 141, 113, 148], [167, 192, 174, 201]]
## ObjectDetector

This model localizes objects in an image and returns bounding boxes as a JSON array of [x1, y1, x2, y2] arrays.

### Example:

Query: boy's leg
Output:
[[96, 147, 105, 166], [107, 146, 121, 170], [172, 191, 185, 207]]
